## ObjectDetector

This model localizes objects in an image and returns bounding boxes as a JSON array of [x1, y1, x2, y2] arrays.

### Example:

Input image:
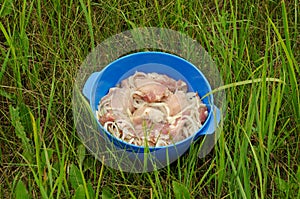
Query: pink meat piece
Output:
[[160, 123, 170, 135], [157, 118, 186, 142], [165, 91, 189, 116], [133, 122, 156, 140], [132, 123, 145, 138], [165, 94, 180, 116], [152, 123, 165, 133], [149, 73, 188, 92], [134, 77, 158, 88], [99, 111, 115, 125], [134, 122, 166, 146], [111, 88, 134, 113], [120, 72, 148, 88], [99, 87, 134, 121], [175, 80, 188, 92], [137, 83, 169, 102], [131, 106, 147, 125], [199, 106, 208, 123], [120, 78, 130, 88], [132, 106, 165, 125], [169, 119, 186, 141]]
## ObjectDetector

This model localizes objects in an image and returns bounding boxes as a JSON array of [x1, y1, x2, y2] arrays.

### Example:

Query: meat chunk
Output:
[[165, 91, 189, 116], [199, 106, 208, 123], [108, 87, 134, 113], [132, 106, 165, 125], [136, 83, 170, 102], [149, 73, 188, 92], [98, 111, 115, 125]]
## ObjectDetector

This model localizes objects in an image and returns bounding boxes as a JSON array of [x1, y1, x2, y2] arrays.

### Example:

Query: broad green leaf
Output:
[[40, 148, 54, 169], [19, 102, 32, 135], [102, 186, 113, 199], [77, 144, 86, 166], [9, 106, 28, 144], [69, 164, 83, 189], [15, 180, 29, 199], [9, 105, 32, 161], [172, 181, 191, 199], [72, 184, 85, 199]]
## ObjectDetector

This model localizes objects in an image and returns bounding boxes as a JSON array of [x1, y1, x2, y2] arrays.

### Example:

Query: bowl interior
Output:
[[90, 52, 213, 151]]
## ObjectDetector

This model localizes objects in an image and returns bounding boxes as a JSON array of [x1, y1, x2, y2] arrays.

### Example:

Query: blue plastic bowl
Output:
[[83, 52, 220, 155]]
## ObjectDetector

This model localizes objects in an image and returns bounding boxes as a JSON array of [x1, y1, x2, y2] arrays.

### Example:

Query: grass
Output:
[[0, 0, 299, 198]]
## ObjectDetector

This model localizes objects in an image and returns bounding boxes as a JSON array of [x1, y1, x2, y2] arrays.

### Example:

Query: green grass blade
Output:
[[201, 78, 284, 100], [29, 110, 48, 198], [0, 0, 13, 17], [268, 16, 300, 127], [0, 48, 10, 82], [79, 0, 94, 49], [224, 143, 247, 199]]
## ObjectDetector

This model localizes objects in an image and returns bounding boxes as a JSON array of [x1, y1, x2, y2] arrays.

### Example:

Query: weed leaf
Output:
[[9, 105, 32, 161], [69, 164, 83, 189], [102, 186, 113, 199], [15, 180, 29, 199], [172, 181, 191, 199], [41, 148, 54, 170], [275, 177, 288, 192], [77, 144, 86, 166], [72, 184, 85, 199]]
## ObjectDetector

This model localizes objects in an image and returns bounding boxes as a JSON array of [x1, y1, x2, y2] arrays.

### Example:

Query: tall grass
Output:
[[0, 0, 299, 198]]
